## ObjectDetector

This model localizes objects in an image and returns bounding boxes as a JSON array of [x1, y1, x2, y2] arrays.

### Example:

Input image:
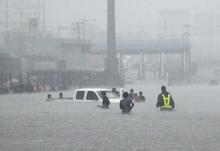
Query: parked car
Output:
[[146, 64, 154, 71], [124, 77, 134, 84], [73, 88, 121, 103]]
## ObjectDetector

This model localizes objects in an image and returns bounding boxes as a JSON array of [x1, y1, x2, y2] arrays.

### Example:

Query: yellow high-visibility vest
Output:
[[161, 94, 172, 108]]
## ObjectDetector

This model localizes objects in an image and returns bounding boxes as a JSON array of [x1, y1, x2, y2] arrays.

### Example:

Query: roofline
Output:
[[91, 39, 191, 55]]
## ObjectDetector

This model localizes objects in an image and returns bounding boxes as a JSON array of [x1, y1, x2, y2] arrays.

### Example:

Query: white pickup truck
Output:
[[73, 88, 121, 103]]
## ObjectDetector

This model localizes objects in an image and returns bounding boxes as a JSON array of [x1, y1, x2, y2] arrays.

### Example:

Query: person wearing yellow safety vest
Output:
[[156, 86, 175, 110]]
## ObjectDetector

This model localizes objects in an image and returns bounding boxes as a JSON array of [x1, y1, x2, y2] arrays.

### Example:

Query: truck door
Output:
[[86, 91, 99, 101]]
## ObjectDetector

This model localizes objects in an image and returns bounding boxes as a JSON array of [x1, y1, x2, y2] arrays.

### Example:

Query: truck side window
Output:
[[76, 91, 85, 100], [86, 91, 98, 100]]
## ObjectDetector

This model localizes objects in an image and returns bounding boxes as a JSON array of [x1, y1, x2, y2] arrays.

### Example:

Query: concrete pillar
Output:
[[106, 0, 117, 74], [140, 52, 143, 78], [91, 55, 94, 68], [182, 52, 186, 71], [118, 53, 121, 74], [188, 50, 191, 71], [185, 51, 188, 71], [160, 52, 165, 78], [137, 52, 144, 80], [187, 50, 191, 85]]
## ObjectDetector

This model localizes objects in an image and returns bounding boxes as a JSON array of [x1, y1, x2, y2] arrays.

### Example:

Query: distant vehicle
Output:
[[209, 80, 219, 85], [73, 88, 121, 103], [124, 77, 134, 84], [146, 64, 154, 71]]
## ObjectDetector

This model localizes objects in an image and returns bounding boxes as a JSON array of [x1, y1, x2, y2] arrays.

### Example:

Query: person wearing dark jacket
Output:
[[97, 92, 110, 109], [120, 92, 134, 113], [112, 88, 120, 97], [139, 91, 146, 102], [46, 94, 54, 101], [156, 86, 175, 110]]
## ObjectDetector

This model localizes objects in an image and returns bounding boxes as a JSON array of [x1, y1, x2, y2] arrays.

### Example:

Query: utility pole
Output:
[[71, 22, 81, 40]]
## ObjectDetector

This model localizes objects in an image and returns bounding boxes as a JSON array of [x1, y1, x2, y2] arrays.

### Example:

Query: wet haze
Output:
[[1, 0, 220, 150], [46, 0, 220, 33]]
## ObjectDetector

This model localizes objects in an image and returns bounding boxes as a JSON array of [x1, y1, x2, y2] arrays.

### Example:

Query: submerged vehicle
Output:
[[73, 88, 121, 103]]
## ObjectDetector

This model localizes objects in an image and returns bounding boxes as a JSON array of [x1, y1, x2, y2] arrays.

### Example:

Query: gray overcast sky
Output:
[[45, 0, 220, 33]]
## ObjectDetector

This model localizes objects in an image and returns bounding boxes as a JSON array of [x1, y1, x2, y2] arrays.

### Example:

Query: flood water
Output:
[[1, 83, 220, 151]]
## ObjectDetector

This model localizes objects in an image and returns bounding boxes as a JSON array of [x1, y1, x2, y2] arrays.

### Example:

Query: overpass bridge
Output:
[[91, 39, 191, 80]]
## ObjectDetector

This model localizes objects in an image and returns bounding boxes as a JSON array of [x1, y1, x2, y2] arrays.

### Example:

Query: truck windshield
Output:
[[97, 91, 119, 99]]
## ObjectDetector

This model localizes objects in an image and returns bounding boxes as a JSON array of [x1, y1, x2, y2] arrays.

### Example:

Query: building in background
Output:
[[158, 10, 190, 39], [0, 52, 21, 75], [7, 37, 93, 72]]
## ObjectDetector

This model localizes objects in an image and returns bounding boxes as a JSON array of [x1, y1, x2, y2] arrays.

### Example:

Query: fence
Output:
[[0, 70, 124, 94]]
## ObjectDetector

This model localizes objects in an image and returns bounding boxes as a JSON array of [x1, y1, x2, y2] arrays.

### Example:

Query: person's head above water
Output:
[[139, 91, 142, 95], [47, 94, 51, 99], [161, 86, 166, 92], [123, 92, 128, 98], [59, 92, 63, 98], [101, 91, 106, 96]]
